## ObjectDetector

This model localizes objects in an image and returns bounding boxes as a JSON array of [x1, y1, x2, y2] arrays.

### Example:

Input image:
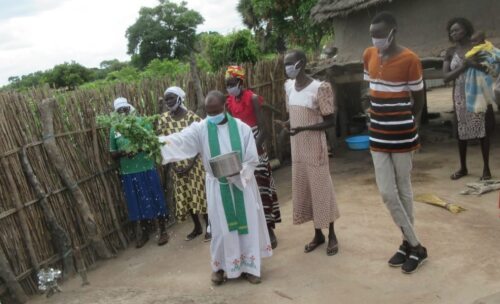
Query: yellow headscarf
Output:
[[225, 66, 245, 80]]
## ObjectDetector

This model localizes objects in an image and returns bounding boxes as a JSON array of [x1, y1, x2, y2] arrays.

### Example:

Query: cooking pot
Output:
[[209, 151, 242, 178]]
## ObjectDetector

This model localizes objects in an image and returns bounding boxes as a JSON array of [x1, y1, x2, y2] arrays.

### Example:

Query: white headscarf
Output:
[[164, 86, 186, 112], [113, 97, 135, 112], [164, 86, 186, 100]]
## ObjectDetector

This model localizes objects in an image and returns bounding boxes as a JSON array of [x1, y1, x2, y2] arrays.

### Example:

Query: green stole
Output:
[[207, 114, 248, 235]]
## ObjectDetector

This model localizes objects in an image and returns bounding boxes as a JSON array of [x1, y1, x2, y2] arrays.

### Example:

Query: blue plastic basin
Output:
[[345, 135, 370, 151]]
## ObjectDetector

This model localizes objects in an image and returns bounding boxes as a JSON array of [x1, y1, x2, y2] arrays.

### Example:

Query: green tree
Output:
[[99, 59, 129, 72], [141, 59, 189, 79], [92, 59, 130, 80], [237, 0, 330, 53], [200, 30, 260, 71], [105, 66, 141, 82], [46, 62, 95, 89], [126, 0, 204, 68], [6, 71, 49, 90]]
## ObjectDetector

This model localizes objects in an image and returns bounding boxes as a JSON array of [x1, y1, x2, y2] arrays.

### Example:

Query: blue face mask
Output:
[[207, 113, 225, 125]]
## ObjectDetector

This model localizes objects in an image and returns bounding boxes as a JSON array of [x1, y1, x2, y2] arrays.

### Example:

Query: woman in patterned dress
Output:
[[443, 18, 495, 181], [225, 66, 281, 249], [158, 87, 210, 241]]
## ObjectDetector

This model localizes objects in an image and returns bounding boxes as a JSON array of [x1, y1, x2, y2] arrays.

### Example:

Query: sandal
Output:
[[185, 230, 202, 241], [269, 228, 278, 249], [326, 239, 339, 256], [211, 270, 225, 286], [480, 175, 492, 181], [450, 170, 468, 180], [304, 237, 325, 253], [243, 273, 261, 284], [158, 232, 169, 246]]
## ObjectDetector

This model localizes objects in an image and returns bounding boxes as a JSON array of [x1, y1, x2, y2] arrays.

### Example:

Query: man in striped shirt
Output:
[[363, 11, 427, 274]]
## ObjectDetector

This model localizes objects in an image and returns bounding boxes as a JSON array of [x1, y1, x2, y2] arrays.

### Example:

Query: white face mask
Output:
[[207, 112, 225, 125], [167, 96, 182, 113], [227, 85, 241, 97], [372, 29, 395, 51], [285, 60, 302, 79]]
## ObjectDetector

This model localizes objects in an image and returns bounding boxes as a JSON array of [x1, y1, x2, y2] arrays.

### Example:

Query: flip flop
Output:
[[269, 229, 278, 249], [480, 175, 492, 181], [450, 170, 468, 180], [304, 238, 325, 253], [326, 240, 339, 256], [158, 232, 169, 246], [185, 230, 202, 241]]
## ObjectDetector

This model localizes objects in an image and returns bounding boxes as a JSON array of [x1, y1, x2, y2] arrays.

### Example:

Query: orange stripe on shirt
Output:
[[369, 127, 417, 135], [370, 144, 420, 153], [370, 90, 411, 99], [368, 109, 413, 116]]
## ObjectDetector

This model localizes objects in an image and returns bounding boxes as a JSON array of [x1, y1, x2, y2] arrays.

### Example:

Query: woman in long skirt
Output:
[[225, 66, 281, 249], [109, 97, 169, 248]]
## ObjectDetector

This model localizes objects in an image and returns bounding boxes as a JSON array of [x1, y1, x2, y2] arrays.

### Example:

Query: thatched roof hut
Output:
[[311, 0, 396, 21], [311, 0, 500, 63]]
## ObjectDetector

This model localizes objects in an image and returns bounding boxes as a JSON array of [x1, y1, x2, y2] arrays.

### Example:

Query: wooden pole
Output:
[[0, 249, 28, 304], [190, 53, 205, 117], [38, 98, 113, 259], [73, 247, 89, 286], [18, 147, 75, 278], [91, 123, 127, 249], [0, 157, 40, 274], [269, 58, 281, 158]]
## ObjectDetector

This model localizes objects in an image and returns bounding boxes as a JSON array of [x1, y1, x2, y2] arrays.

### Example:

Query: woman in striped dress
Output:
[[158, 87, 210, 241], [225, 66, 280, 249]]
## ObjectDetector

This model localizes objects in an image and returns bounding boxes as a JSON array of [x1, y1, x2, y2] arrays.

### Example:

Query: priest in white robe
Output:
[[159, 90, 272, 285]]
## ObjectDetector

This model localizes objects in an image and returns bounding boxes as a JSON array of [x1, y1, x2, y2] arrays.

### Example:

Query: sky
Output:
[[0, 0, 244, 85]]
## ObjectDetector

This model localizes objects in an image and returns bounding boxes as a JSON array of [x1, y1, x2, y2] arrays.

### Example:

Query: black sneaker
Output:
[[388, 241, 409, 267], [402, 245, 427, 274]]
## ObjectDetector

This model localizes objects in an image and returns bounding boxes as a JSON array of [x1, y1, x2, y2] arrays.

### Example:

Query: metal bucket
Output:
[[209, 151, 242, 178]]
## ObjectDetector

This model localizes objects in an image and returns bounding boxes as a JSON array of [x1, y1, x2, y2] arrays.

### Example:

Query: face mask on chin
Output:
[[227, 85, 241, 97], [372, 29, 395, 52], [285, 60, 302, 79], [167, 96, 182, 113], [207, 112, 226, 125]]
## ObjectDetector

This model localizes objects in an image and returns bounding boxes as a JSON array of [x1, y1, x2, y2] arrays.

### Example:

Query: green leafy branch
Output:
[[97, 113, 164, 164]]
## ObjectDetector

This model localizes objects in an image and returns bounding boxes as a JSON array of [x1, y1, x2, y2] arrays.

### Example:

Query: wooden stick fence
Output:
[[0, 58, 287, 301]]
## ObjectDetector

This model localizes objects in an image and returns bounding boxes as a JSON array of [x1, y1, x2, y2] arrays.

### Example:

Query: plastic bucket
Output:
[[345, 135, 370, 151]]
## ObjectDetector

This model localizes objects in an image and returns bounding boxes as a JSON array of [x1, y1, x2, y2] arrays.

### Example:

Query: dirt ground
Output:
[[31, 87, 500, 304]]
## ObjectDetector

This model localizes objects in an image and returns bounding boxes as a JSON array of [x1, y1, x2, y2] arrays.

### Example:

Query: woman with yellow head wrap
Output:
[[225, 65, 281, 249]]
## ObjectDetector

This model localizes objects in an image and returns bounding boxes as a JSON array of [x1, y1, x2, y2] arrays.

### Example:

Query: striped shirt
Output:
[[363, 47, 424, 153]]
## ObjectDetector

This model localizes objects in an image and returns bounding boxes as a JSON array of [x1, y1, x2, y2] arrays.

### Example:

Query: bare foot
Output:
[[450, 169, 468, 180], [481, 168, 492, 181]]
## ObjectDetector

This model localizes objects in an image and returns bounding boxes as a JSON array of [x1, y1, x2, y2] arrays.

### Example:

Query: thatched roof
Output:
[[311, 0, 396, 22]]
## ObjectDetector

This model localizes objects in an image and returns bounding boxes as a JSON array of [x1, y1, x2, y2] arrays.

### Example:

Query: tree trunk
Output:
[[0, 249, 28, 304], [18, 147, 75, 278], [189, 53, 205, 117], [1, 157, 40, 276], [38, 98, 113, 259]]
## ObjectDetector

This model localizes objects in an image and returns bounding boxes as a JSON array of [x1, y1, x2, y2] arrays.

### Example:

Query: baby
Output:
[[466, 31, 493, 59], [464, 31, 500, 113], [470, 31, 486, 47], [465, 31, 497, 75]]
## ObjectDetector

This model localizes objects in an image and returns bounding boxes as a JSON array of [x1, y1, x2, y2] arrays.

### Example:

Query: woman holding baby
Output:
[[443, 17, 496, 181]]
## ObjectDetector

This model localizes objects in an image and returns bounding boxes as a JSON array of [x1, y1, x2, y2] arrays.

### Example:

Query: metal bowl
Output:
[[209, 151, 242, 178]]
